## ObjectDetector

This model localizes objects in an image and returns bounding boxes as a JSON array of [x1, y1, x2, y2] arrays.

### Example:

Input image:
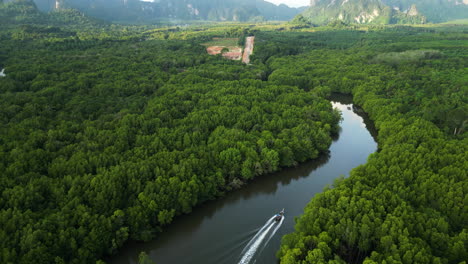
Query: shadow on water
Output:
[[114, 152, 332, 258], [329, 93, 378, 141], [109, 93, 378, 264]]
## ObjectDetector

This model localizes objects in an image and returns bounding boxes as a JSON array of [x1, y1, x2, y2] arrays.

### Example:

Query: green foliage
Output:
[[327, 20, 350, 28], [300, 0, 394, 25], [203, 38, 239, 47], [382, 0, 468, 23], [298, 0, 468, 25], [390, 7, 426, 24], [0, 4, 341, 264], [371, 49, 443, 66], [441, 19, 468, 25], [1, 2, 466, 264], [290, 14, 310, 26], [138, 252, 156, 264], [0, 0, 102, 29], [267, 27, 468, 264]]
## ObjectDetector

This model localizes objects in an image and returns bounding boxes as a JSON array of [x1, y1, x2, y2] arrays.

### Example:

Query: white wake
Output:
[[240, 216, 276, 255], [262, 216, 284, 252], [238, 215, 284, 264]]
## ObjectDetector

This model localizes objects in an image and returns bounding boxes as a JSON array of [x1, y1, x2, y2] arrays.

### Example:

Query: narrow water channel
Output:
[[111, 94, 378, 264]]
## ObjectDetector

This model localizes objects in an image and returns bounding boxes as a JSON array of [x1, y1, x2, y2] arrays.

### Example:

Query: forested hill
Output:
[[382, 0, 468, 23], [298, 0, 467, 25], [0, 0, 103, 27], [30, 0, 306, 23]]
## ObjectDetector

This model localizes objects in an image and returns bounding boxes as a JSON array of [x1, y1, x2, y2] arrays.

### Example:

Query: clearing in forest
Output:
[[203, 37, 243, 61], [242, 36, 255, 64], [203, 37, 256, 63]]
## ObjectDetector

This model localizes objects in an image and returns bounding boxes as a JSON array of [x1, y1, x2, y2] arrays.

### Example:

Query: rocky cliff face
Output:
[[302, 0, 466, 24], [303, 0, 394, 25], [28, 0, 468, 24], [382, 0, 468, 22]]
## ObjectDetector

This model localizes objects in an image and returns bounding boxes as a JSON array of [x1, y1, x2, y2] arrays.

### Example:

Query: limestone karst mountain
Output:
[[381, 0, 468, 23], [300, 0, 428, 25], [30, 0, 306, 22], [299, 0, 467, 25]]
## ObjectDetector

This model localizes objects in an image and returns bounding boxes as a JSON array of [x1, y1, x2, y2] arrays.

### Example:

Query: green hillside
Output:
[[299, 0, 427, 25], [382, 0, 468, 23], [0, 0, 102, 27]]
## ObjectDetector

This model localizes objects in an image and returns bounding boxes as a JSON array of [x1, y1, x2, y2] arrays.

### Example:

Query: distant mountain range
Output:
[[29, 0, 306, 22], [382, 0, 468, 23], [0, 0, 102, 27], [4, 0, 467, 24], [300, 0, 468, 25]]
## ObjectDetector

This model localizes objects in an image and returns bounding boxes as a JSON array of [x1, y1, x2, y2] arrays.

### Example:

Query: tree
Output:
[[138, 252, 156, 264]]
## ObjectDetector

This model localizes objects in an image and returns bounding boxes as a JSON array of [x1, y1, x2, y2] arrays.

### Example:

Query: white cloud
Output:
[[264, 0, 310, 8]]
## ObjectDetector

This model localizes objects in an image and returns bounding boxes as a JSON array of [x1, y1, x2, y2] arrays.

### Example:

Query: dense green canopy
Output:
[[264, 28, 468, 264], [0, 2, 340, 263], [0, 1, 466, 263]]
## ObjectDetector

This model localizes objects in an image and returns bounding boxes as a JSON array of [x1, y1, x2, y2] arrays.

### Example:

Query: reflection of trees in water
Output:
[[113, 94, 378, 263], [332, 126, 342, 142], [115, 152, 333, 262], [330, 93, 378, 141], [329, 93, 353, 105], [353, 105, 378, 142], [177, 151, 331, 229], [235, 152, 331, 200]]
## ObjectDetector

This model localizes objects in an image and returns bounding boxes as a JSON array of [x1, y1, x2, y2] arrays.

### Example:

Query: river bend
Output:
[[111, 95, 377, 264]]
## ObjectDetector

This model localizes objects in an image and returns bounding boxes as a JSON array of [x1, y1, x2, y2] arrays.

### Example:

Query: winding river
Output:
[[111, 94, 377, 264]]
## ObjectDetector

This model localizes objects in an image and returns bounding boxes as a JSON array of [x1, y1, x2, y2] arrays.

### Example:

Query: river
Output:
[[110, 94, 377, 264]]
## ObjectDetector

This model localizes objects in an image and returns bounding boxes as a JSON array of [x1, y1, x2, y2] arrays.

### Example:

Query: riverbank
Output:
[[109, 95, 377, 264]]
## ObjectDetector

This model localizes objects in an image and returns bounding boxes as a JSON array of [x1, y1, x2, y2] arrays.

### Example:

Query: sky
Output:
[[264, 0, 310, 8], [141, 0, 310, 8]]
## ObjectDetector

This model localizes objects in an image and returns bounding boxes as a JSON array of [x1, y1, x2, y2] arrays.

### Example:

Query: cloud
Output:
[[264, 0, 310, 8]]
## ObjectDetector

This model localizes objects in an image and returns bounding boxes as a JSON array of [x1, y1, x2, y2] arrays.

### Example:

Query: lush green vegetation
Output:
[[0, 2, 340, 263], [1, 1, 466, 264], [382, 0, 468, 23], [202, 37, 239, 47], [262, 25, 468, 264], [441, 19, 468, 25], [298, 0, 468, 25]]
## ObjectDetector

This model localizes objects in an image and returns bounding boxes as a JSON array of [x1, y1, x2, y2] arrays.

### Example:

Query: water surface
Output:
[[111, 95, 377, 264]]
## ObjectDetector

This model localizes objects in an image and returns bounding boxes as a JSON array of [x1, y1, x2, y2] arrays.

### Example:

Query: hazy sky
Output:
[[141, 0, 310, 8], [264, 0, 310, 8]]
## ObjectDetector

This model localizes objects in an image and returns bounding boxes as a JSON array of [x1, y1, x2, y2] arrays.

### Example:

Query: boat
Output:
[[275, 208, 284, 222]]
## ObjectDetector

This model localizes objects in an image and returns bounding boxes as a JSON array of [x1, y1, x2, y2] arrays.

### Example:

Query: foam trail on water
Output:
[[210, 228, 261, 264], [261, 217, 285, 252], [240, 216, 275, 255], [239, 221, 275, 264]]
